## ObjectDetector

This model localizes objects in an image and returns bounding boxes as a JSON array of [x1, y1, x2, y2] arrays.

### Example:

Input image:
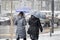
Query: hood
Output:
[[31, 11, 46, 19]]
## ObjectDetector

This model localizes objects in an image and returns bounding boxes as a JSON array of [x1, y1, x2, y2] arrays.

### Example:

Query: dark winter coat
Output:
[[28, 15, 43, 35]]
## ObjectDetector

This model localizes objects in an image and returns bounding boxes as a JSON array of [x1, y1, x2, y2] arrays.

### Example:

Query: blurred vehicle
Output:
[[55, 13, 60, 26], [56, 13, 60, 19], [0, 13, 17, 25], [0, 16, 10, 25]]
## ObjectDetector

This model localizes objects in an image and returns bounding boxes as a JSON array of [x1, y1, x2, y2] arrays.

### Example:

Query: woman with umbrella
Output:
[[14, 11, 27, 40], [27, 11, 43, 40]]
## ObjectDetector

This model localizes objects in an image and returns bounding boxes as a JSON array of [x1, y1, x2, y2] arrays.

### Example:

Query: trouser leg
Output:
[[16, 35, 19, 40], [16, 37, 19, 40], [30, 35, 38, 40], [23, 38, 26, 40]]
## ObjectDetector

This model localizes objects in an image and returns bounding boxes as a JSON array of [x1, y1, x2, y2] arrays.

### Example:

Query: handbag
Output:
[[27, 27, 31, 34], [27, 26, 36, 34]]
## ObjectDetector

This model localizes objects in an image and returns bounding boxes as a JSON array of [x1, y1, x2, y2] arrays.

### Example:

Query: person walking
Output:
[[27, 14, 43, 40], [44, 17, 50, 27], [14, 11, 27, 40]]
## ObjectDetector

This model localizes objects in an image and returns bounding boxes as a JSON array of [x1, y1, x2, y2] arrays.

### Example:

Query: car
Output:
[[0, 16, 10, 25]]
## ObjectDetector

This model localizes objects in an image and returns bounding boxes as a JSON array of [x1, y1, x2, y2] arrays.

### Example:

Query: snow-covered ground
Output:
[[0, 31, 60, 40]]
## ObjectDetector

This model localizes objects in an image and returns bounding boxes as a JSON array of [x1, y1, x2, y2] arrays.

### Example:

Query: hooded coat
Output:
[[28, 15, 43, 39], [14, 16, 26, 38]]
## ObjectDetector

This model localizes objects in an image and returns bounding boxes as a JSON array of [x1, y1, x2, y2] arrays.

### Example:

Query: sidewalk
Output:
[[0, 31, 60, 40], [39, 30, 60, 40]]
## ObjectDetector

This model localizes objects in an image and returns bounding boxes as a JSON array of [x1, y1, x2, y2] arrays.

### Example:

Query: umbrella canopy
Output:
[[16, 7, 31, 13], [31, 11, 46, 19]]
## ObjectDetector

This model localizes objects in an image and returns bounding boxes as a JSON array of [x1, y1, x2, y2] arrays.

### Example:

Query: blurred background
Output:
[[0, 0, 60, 40]]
